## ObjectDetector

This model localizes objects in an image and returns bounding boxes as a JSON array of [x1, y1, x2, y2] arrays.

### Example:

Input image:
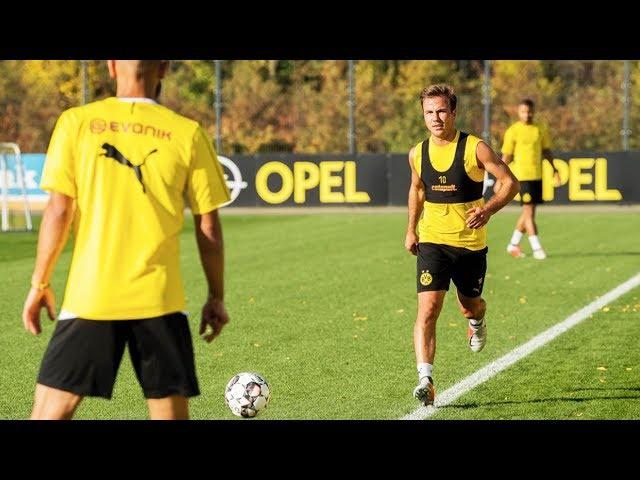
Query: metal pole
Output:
[[0, 153, 8, 232], [348, 60, 356, 154], [622, 60, 631, 151], [81, 60, 89, 105], [482, 60, 491, 145], [13, 145, 33, 231], [215, 60, 222, 154]]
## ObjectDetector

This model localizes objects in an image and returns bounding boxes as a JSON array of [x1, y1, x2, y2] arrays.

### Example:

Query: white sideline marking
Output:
[[401, 272, 640, 420]]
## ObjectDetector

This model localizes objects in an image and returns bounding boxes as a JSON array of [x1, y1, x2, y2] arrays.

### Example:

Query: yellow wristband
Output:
[[31, 281, 50, 291]]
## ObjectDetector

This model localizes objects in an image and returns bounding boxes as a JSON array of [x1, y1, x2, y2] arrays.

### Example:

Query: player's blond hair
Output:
[[420, 84, 457, 111]]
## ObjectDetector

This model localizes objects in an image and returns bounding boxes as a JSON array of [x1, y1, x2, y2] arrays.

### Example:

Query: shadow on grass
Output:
[[549, 252, 640, 258], [569, 387, 640, 392], [440, 387, 640, 410]]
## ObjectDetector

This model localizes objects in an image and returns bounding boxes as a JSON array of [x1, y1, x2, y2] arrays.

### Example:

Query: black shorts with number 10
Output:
[[416, 242, 488, 297]]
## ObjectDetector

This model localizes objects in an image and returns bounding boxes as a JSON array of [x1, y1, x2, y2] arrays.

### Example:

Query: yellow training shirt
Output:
[[501, 121, 551, 181], [41, 97, 230, 320]]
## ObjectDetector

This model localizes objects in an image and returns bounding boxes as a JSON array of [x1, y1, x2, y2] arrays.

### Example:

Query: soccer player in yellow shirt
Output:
[[500, 99, 560, 260], [405, 85, 519, 406], [21, 60, 231, 420]]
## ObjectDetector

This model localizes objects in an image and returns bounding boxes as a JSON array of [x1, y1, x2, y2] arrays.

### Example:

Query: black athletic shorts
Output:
[[416, 242, 488, 297], [519, 180, 543, 205], [37, 312, 200, 399]]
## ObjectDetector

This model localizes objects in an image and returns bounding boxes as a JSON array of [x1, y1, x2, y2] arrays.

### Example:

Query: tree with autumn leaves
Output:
[[0, 60, 636, 153]]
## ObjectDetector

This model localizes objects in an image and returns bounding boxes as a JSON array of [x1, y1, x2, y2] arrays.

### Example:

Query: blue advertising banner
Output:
[[1, 153, 47, 201]]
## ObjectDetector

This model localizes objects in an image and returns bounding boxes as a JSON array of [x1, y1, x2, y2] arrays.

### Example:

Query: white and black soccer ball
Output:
[[224, 372, 271, 418]]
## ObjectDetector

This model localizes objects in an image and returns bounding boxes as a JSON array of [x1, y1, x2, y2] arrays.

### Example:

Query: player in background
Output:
[[498, 99, 560, 260]]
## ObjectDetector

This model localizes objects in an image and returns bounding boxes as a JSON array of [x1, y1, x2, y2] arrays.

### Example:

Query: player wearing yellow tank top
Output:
[[412, 130, 486, 251], [405, 84, 519, 407], [500, 99, 560, 260]]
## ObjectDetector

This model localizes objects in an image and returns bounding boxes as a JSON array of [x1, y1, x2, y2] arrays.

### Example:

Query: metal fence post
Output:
[[482, 60, 491, 145], [215, 60, 222, 154], [348, 60, 356, 154], [622, 60, 631, 151], [81, 60, 89, 105]]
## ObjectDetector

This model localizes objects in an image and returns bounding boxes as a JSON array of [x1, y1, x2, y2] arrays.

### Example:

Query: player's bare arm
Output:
[[194, 209, 229, 342], [467, 142, 519, 229], [406, 147, 424, 255], [543, 148, 561, 186], [22, 192, 75, 335], [493, 152, 514, 193]]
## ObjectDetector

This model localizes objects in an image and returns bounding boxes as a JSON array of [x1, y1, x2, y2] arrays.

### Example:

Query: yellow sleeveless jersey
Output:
[[41, 97, 230, 320], [501, 121, 551, 181], [413, 131, 486, 250]]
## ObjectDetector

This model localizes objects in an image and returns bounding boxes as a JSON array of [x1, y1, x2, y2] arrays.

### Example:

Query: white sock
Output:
[[469, 317, 484, 327], [529, 235, 542, 251], [509, 230, 523, 246], [417, 363, 433, 381]]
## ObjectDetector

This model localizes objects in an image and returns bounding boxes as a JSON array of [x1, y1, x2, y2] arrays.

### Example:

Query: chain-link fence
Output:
[[0, 60, 636, 154]]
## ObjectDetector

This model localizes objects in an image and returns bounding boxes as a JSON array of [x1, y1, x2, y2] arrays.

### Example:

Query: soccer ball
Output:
[[224, 372, 271, 418]]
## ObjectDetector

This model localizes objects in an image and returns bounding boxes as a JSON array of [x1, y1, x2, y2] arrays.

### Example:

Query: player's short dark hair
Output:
[[519, 98, 535, 109], [420, 84, 457, 111], [123, 60, 167, 80]]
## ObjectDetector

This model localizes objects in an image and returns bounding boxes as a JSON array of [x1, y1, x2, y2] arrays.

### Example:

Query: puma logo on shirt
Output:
[[100, 143, 157, 193]]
